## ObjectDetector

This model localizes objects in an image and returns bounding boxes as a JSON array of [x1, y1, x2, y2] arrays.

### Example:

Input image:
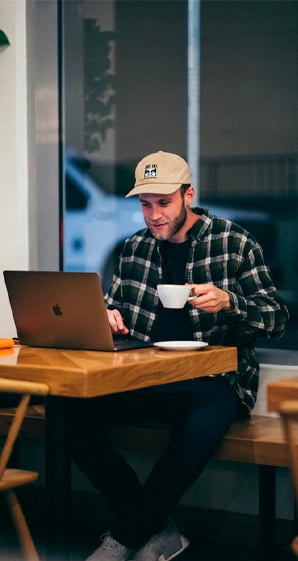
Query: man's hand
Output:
[[107, 309, 129, 335], [188, 283, 232, 313]]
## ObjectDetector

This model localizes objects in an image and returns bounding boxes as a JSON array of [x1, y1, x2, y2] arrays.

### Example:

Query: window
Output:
[[199, 0, 298, 348], [60, 0, 298, 348], [61, 0, 188, 292]]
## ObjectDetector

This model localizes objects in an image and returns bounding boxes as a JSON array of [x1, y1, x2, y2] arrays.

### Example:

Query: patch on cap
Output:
[[144, 164, 157, 178]]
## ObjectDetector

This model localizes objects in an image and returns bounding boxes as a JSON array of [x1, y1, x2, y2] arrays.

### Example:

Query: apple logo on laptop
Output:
[[52, 303, 63, 316]]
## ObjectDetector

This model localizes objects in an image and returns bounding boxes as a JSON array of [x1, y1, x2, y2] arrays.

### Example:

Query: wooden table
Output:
[[0, 344, 237, 560]]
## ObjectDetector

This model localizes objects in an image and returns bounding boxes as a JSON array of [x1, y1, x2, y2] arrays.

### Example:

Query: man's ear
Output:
[[184, 186, 195, 206]]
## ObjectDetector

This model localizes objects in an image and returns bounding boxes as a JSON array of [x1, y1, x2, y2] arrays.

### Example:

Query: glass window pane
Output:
[[61, 0, 188, 292], [200, 0, 298, 349], [61, 0, 297, 349]]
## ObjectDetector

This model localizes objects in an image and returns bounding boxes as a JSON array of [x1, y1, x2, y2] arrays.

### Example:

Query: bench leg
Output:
[[259, 465, 276, 559]]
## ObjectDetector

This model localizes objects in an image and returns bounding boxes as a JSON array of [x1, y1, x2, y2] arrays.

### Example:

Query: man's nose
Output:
[[150, 206, 162, 220]]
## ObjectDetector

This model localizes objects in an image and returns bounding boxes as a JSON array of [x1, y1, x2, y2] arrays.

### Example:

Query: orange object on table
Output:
[[0, 338, 15, 349]]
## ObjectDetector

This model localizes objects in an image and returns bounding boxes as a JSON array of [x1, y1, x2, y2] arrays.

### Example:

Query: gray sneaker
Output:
[[86, 533, 133, 561], [131, 524, 190, 561]]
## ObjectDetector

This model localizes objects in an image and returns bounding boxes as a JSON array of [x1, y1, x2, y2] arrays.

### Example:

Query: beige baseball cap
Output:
[[125, 150, 192, 197]]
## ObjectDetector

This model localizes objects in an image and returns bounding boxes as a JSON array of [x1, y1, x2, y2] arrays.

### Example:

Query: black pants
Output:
[[70, 377, 239, 548]]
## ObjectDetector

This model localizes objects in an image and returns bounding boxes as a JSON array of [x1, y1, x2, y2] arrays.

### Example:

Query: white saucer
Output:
[[153, 341, 208, 351]]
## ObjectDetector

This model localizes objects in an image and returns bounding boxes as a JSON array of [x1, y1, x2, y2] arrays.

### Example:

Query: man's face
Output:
[[139, 188, 189, 242]]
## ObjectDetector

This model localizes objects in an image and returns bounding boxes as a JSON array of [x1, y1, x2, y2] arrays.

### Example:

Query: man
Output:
[[71, 151, 289, 561]]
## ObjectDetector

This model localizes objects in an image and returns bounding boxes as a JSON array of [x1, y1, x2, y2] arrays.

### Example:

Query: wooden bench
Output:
[[0, 402, 296, 556]]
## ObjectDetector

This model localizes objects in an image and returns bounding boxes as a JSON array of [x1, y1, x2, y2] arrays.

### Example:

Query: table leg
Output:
[[258, 464, 276, 559], [45, 396, 72, 561]]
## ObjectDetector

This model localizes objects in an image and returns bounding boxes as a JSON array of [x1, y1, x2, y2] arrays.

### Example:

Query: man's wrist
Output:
[[223, 290, 233, 311]]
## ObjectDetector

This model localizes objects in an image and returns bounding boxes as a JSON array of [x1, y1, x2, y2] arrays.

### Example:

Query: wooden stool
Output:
[[0, 377, 49, 561], [279, 400, 298, 557]]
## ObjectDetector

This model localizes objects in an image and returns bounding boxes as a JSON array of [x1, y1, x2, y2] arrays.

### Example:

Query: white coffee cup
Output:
[[157, 284, 194, 309]]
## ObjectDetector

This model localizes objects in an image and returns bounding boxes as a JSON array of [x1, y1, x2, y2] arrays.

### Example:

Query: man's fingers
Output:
[[107, 310, 129, 334]]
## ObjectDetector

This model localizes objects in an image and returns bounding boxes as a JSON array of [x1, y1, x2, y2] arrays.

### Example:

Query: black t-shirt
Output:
[[151, 240, 194, 342]]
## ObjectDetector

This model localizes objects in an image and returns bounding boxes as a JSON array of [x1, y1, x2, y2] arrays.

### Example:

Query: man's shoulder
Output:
[[192, 208, 243, 235], [191, 209, 259, 254]]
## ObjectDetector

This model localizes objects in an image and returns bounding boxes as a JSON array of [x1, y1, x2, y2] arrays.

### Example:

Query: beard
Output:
[[147, 202, 187, 241]]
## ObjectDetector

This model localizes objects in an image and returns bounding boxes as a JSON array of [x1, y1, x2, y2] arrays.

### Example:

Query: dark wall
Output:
[[200, 0, 298, 157], [116, 0, 188, 167]]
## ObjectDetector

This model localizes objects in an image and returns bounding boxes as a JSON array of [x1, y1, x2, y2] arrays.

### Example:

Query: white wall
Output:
[[0, 0, 59, 338], [0, 0, 29, 337]]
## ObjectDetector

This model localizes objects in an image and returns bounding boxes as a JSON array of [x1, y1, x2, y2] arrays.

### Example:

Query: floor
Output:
[[0, 489, 297, 561]]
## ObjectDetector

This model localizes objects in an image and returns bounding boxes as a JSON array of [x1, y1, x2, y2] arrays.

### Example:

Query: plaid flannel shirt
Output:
[[105, 208, 289, 414]]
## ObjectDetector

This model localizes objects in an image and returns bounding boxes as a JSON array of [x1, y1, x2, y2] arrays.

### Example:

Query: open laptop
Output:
[[3, 271, 152, 352]]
